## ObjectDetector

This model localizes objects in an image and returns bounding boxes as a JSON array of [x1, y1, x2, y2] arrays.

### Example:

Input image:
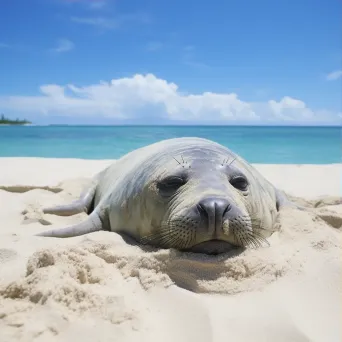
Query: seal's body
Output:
[[37, 137, 290, 254]]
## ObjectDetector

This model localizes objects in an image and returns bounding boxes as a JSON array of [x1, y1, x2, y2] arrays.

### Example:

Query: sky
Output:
[[0, 0, 341, 125]]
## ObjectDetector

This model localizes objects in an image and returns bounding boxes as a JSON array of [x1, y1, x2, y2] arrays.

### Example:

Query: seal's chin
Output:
[[186, 240, 241, 255]]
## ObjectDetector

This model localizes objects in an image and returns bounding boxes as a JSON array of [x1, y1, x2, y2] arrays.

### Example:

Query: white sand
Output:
[[0, 158, 341, 342]]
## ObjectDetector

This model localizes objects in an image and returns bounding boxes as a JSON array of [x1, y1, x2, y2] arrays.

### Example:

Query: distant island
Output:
[[0, 113, 32, 125]]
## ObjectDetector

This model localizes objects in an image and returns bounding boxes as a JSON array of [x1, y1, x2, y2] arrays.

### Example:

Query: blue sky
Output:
[[0, 0, 341, 125]]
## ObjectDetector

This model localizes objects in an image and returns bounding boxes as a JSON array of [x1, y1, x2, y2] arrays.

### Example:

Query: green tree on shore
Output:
[[0, 113, 32, 125]]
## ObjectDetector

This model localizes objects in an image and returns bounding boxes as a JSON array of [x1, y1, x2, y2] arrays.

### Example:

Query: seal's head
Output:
[[131, 145, 278, 255]]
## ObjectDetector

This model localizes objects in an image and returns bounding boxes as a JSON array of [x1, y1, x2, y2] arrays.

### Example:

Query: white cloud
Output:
[[71, 13, 150, 30], [51, 39, 74, 53], [0, 74, 340, 124], [326, 70, 342, 81]]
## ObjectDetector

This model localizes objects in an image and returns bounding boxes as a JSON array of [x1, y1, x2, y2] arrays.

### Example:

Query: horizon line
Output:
[[6, 123, 341, 128]]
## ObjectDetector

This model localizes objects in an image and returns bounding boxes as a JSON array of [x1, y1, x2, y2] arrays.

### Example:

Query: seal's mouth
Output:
[[186, 239, 241, 255]]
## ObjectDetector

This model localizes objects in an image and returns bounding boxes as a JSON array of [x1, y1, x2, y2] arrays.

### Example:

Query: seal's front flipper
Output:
[[43, 200, 89, 216], [36, 211, 103, 238], [43, 179, 97, 216]]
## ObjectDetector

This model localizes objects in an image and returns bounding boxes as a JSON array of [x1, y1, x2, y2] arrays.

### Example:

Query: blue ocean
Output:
[[0, 125, 340, 164]]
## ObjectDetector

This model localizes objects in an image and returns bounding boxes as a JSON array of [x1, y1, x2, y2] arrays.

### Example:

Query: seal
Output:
[[36, 137, 292, 254]]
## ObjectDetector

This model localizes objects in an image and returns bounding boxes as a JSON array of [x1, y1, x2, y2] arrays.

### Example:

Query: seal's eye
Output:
[[158, 176, 186, 195], [230, 176, 248, 191]]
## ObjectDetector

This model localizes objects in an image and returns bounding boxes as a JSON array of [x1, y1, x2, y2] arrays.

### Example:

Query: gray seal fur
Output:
[[37, 137, 292, 254]]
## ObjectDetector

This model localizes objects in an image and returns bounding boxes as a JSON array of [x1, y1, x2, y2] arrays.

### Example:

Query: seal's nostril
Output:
[[222, 202, 231, 216], [197, 203, 208, 217]]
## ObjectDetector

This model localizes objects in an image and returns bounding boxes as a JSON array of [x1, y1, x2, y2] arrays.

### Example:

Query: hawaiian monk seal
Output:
[[37, 137, 292, 254]]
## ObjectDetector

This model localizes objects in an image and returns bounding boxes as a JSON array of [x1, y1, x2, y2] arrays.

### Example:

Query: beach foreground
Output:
[[0, 158, 341, 342]]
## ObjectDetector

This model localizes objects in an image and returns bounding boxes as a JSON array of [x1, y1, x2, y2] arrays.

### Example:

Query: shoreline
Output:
[[1, 158, 340, 199]]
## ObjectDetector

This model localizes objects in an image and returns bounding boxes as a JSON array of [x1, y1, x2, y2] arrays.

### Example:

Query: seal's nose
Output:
[[197, 197, 231, 235]]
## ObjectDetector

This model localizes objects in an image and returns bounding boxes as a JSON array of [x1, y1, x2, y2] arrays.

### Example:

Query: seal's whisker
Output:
[[165, 236, 184, 248], [141, 225, 192, 249], [248, 236, 261, 249], [159, 232, 185, 248], [242, 235, 259, 249], [171, 155, 181, 166], [228, 157, 237, 166], [235, 233, 246, 248], [243, 237, 254, 248], [246, 234, 262, 248], [140, 234, 159, 245], [159, 227, 194, 248], [246, 231, 269, 248], [240, 234, 253, 248], [169, 230, 194, 248], [231, 228, 269, 249]]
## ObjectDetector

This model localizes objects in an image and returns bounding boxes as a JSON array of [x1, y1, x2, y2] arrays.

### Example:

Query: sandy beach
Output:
[[0, 158, 341, 342]]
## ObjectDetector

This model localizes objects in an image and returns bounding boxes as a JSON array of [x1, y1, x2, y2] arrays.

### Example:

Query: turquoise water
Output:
[[0, 125, 340, 164]]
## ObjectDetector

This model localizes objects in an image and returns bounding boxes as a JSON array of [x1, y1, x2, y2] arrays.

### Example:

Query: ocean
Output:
[[0, 125, 340, 164]]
